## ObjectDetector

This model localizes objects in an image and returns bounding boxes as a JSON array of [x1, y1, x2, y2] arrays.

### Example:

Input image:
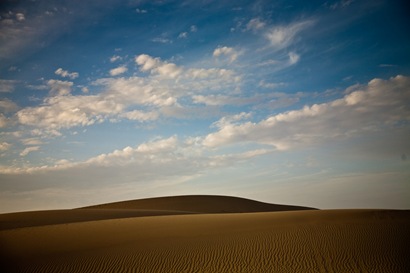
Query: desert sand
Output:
[[1, 195, 409, 272]]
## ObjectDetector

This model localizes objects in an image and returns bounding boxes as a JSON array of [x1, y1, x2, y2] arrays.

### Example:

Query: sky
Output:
[[0, 0, 409, 213]]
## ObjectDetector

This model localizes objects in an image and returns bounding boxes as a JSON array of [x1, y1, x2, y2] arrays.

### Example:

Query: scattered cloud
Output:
[[136, 8, 147, 14], [379, 64, 396, 68], [203, 75, 410, 150], [121, 110, 159, 121], [0, 114, 9, 128], [47, 79, 73, 96], [190, 25, 197, 32], [178, 32, 188, 39], [136, 54, 183, 79], [152, 37, 172, 44], [110, 55, 122, 62], [0, 98, 18, 113], [329, 0, 355, 10], [0, 79, 17, 92], [54, 68, 79, 79], [258, 81, 286, 89], [213, 46, 239, 62], [288, 52, 300, 65], [15, 13, 25, 22], [20, 146, 40, 157], [21, 138, 43, 146], [246, 18, 265, 32], [16, 91, 124, 132], [0, 142, 11, 151], [264, 20, 313, 50], [109, 65, 128, 76]]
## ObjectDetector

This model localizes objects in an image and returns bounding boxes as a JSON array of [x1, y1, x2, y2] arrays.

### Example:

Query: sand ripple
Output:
[[1, 210, 409, 272]]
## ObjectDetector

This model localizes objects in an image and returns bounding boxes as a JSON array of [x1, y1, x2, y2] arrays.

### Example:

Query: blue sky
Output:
[[1, 0, 409, 213]]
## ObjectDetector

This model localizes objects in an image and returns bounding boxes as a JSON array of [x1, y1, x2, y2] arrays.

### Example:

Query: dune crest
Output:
[[0, 195, 315, 230], [79, 194, 316, 212]]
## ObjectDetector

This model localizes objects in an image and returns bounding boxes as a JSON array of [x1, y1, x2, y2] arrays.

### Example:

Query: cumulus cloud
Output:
[[14, 52, 241, 136], [121, 110, 159, 121], [265, 20, 313, 50], [96, 76, 177, 107], [212, 112, 252, 129], [16, 94, 123, 131], [203, 75, 410, 150], [0, 114, 8, 128], [109, 65, 128, 76], [55, 68, 79, 79], [0, 142, 11, 151], [0, 98, 18, 112], [136, 54, 183, 78], [135, 53, 238, 84], [20, 146, 40, 156], [213, 46, 239, 62], [0, 135, 269, 178], [47, 79, 73, 96]]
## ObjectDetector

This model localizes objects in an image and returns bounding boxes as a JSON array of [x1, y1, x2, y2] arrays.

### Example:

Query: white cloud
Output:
[[203, 75, 410, 150], [121, 110, 159, 121], [0, 142, 11, 151], [178, 32, 188, 39], [288, 52, 300, 65], [192, 95, 253, 106], [47, 79, 73, 96], [212, 112, 252, 129], [16, 94, 124, 131], [213, 46, 239, 62], [258, 81, 286, 89], [0, 98, 18, 112], [136, 54, 182, 78], [135, 54, 238, 84], [246, 18, 265, 32], [265, 20, 313, 50], [55, 68, 79, 79], [136, 8, 147, 14], [22, 138, 43, 146], [109, 65, 128, 76], [152, 37, 172, 44], [0, 79, 17, 92], [190, 25, 197, 32], [329, 0, 354, 10], [16, 13, 25, 22], [136, 136, 178, 154], [0, 114, 9, 128], [20, 146, 40, 157], [110, 55, 122, 62], [96, 76, 177, 107], [14, 52, 240, 135]]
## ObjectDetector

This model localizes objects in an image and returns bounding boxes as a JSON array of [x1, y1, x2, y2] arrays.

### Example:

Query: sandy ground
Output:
[[1, 197, 409, 272]]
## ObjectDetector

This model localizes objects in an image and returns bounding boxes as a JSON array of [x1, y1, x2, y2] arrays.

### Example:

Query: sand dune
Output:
[[1, 196, 409, 272], [79, 195, 315, 212], [0, 195, 314, 230]]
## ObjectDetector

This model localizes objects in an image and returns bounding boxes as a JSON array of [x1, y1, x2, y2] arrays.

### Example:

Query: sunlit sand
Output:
[[1, 196, 409, 272]]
